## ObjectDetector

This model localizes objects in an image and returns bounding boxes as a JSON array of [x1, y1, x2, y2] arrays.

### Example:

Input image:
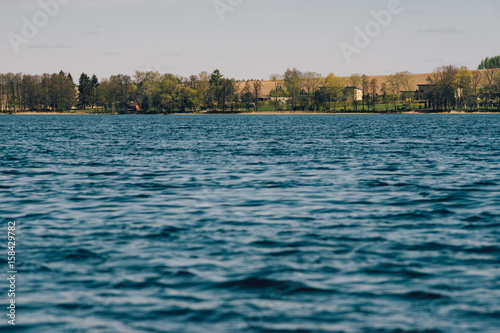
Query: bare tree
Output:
[[270, 73, 282, 111], [369, 78, 379, 112], [252, 80, 262, 112], [494, 71, 500, 111], [397, 71, 414, 110], [381, 82, 389, 111], [455, 66, 472, 110], [240, 81, 253, 112], [302, 72, 322, 111], [361, 74, 369, 111], [471, 71, 483, 110], [484, 69, 497, 110], [427, 66, 459, 111], [387, 74, 401, 111]]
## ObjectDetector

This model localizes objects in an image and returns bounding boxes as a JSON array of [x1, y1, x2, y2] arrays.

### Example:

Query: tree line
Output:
[[1, 62, 500, 113], [267, 67, 500, 112], [0, 71, 76, 112], [426, 66, 500, 111], [478, 56, 500, 70]]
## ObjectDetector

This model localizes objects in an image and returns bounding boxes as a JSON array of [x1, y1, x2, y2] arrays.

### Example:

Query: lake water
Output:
[[1, 114, 500, 333]]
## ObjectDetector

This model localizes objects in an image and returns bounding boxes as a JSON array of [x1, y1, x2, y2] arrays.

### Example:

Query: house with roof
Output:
[[344, 87, 363, 101]]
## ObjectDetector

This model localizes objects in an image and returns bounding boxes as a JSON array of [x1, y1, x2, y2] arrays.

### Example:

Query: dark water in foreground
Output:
[[1, 115, 500, 333]]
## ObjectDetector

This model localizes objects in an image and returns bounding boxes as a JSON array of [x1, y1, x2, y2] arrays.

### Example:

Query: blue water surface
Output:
[[1, 114, 499, 333]]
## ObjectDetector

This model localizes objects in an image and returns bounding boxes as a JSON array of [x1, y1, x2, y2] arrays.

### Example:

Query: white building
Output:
[[344, 87, 363, 101]]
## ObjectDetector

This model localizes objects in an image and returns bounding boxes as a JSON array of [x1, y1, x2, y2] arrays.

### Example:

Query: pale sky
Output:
[[1, 0, 499, 81]]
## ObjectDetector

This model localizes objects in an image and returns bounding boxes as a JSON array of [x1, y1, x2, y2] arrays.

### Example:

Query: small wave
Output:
[[145, 226, 185, 239], [403, 291, 449, 301], [362, 267, 431, 278], [462, 212, 499, 223], [464, 246, 500, 254], [214, 277, 335, 295], [65, 249, 102, 261], [215, 277, 293, 291]]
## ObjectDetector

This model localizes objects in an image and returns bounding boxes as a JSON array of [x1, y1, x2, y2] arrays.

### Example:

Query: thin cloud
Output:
[[28, 43, 72, 49], [415, 28, 465, 34], [405, 10, 426, 16], [71, 0, 199, 9], [413, 58, 445, 64]]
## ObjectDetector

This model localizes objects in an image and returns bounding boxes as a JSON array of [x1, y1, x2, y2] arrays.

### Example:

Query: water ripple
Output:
[[1, 115, 500, 332]]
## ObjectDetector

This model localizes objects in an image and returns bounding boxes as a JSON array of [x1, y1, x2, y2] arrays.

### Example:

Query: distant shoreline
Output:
[[2, 111, 500, 116]]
